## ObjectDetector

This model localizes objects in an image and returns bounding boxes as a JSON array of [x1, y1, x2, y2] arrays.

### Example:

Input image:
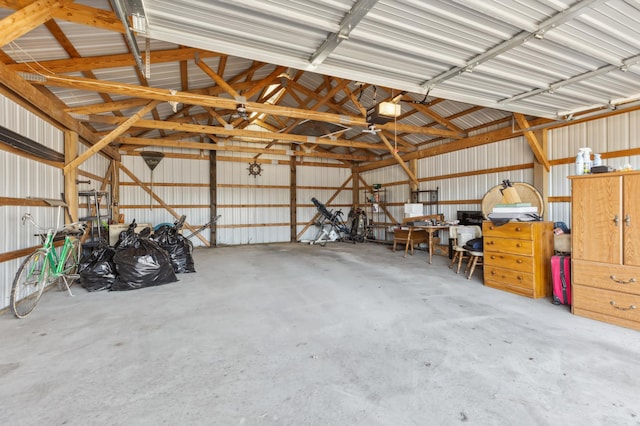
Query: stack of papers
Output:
[[489, 203, 540, 221]]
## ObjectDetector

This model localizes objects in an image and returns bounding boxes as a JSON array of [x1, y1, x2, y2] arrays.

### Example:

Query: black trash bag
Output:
[[151, 215, 195, 273], [153, 227, 196, 274], [152, 225, 196, 273], [112, 233, 178, 291], [78, 244, 117, 292]]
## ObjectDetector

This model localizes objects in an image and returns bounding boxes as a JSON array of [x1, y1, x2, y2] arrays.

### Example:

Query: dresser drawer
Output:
[[484, 278, 534, 298], [573, 260, 640, 295], [573, 285, 640, 325], [484, 265, 534, 288], [484, 250, 533, 272], [483, 222, 533, 240], [484, 237, 534, 256]]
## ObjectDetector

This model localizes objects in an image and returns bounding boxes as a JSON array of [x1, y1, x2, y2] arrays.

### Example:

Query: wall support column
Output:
[[111, 159, 120, 222], [533, 129, 549, 220], [352, 165, 359, 208], [64, 130, 78, 222], [209, 150, 217, 247], [290, 158, 297, 242], [409, 158, 418, 202]]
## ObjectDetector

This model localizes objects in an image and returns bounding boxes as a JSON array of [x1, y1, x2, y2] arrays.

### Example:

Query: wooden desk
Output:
[[404, 225, 450, 264]]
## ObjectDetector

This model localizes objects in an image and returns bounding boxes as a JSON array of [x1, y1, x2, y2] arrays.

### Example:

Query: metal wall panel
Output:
[[216, 160, 292, 245], [119, 154, 210, 246], [0, 95, 103, 309], [548, 110, 640, 228], [296, 165, 352, 242]]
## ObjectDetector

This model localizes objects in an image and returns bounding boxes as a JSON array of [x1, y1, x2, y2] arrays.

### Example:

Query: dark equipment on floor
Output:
[[311, 197, 351, 245]]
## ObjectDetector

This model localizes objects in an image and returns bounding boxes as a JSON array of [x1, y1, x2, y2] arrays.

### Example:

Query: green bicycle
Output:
[[10, 212, 85, 318]]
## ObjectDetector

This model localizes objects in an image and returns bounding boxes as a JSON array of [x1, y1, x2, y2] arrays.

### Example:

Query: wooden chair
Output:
[[465, 249, 484, 280], [392, 214, 443, 255], [449, 225, 481, 274]]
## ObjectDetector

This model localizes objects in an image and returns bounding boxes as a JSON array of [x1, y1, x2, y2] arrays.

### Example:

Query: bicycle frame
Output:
[[40, 230, 78, 280], [22, 208, 84, 296]]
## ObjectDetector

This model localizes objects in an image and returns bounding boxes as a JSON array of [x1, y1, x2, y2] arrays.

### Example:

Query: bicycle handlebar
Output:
[[21, 213, 86, 236]]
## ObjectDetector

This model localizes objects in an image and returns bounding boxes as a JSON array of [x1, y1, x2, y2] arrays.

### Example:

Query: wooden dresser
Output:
[[483, 221, 554, 298], [569, 171, 640, 331]]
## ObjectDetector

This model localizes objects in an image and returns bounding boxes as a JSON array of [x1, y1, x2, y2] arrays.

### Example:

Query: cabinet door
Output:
[[572, 176, 622, 264], [624, 175, 640, 266]]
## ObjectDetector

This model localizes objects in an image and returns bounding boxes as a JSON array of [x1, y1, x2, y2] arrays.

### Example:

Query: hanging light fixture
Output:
[[140, 151, 165, 209]]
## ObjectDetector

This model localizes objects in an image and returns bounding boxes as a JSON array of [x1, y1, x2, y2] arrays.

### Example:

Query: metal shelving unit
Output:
[[79, 190, 111, 251], [411, 187, 439, 216]]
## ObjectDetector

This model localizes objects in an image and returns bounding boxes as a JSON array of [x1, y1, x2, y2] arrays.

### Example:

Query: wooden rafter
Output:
[[0, 0, 73, 48], [378, 132, 418, 187], [63, 100, 159, 174], [514, 113, 550, 171], [119, 137, 374, 162]]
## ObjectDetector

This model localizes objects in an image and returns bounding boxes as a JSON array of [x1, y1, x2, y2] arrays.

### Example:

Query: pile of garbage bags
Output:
[[78, 217, 195, 292]]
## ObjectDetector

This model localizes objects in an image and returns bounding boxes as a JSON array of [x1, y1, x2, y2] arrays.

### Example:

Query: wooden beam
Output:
[[378, 132, 419, 187], [0, 61, 120, 160], [64, 100, 160, 174], [514, 113, 550, 172], [35, 74, 372, 127], [209, 149, 217, 247], [377, 121, 461, 139], [64, 130, 78, 222], [408, 99, 465, 135], [0, 0, 72, 48], [290, 157, 297, 242], [195, 56, 241, 99], [111, 160, 120, 222], [119, 137, 374, 162], [355, 120, 544, 173], [0, 0, 124, 33]]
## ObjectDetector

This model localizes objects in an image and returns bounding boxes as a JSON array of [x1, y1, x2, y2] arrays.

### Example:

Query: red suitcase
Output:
[[551, 255, 571, 305]]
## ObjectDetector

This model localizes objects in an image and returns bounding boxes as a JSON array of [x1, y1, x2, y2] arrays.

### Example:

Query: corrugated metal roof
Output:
[[1, 0, 639, 161], [134, 0, 640, 119]]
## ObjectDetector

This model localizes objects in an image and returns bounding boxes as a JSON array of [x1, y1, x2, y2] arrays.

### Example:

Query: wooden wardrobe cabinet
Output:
[[569, 171, 640, 331], [483, 221, 554, 298]]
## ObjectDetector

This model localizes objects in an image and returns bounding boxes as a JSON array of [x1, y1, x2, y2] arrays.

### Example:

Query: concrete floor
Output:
[[1, 242, 639, 426]]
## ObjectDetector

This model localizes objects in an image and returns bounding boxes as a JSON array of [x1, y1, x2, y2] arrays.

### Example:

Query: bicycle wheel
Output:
[[11, 251, 49, 318]]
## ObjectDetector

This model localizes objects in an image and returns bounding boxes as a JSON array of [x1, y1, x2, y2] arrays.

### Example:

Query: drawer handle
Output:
[[487, 241, 494, 245], [516, 243, 522, 247], [491, 270, 496, 275], [610, 275, 637, 285], [516, 259, 523, 264], [515, 227, 521, 232], [489, 226, 494, 230], [610, 301, 636, 311], [517, 275, 523, 281], [490, 255, 502, 260]]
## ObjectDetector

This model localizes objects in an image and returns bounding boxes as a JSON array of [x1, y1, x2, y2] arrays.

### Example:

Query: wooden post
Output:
[[64, 130, 79, 222], [533, 129, 549, 220], [409, 158, 418, 202], [352, 165, 359, 208], [290, 158, 297, 242], [209, 150, 217, 247], [111, 160, 120, 222]]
